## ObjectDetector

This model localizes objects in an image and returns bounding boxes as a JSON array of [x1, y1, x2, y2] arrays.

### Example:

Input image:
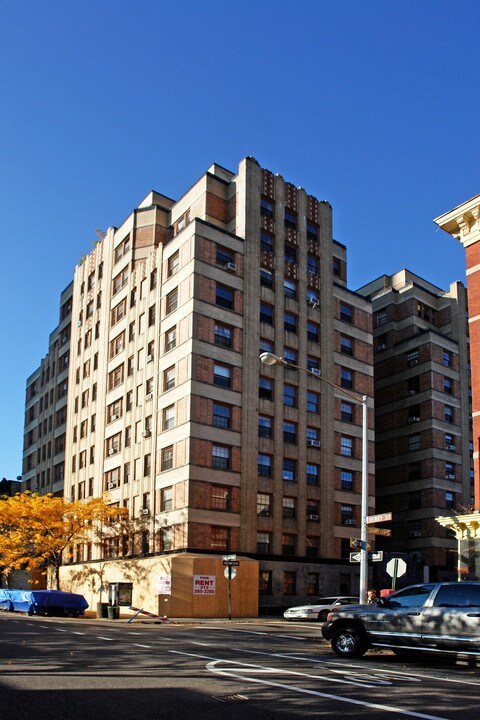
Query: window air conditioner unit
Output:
[[408, 416, 420, 423], [310, 368, 321, 376], [107, 482, 116, 490], [447, 444, 456, 452], [409, 359, 419, 366], [307, 514, 319, 521], [406, 390, 416, 396], [307, 439, 321, 448], [142, 508, 150, 515], [145, 393, 153, 400], [77, 321, 82, 327], [377, 343, 386, 351], [111, 414, 118, 421], [108, 449, 116, 456], [344, 519, 356, 526], [142, 430, 151, 438], [307, 298, 319, 308], [446, 473, 456, 480], [147, 355, 154, 363], [224, 262, 236, 272]]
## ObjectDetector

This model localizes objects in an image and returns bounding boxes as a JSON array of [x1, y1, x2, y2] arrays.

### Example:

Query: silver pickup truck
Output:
[[322, 582, 480, 659]]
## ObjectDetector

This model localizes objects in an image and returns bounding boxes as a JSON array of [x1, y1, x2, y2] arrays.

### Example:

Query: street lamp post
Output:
[[259, 352, 369, 604]]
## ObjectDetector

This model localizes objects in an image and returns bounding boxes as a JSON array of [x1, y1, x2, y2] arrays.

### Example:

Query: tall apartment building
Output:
[[358, 270, 472, 580], [22, 283, 72, 497], [26, 157, 375, 611]]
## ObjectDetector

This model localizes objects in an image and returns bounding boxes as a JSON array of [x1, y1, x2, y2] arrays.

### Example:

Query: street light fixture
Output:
[[259, 352, 369, 604]]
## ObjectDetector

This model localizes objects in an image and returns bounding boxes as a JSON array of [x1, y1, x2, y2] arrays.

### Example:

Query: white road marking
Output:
[[133, 643, 151, 648], [276, 634, 304, 640], [96, 636, 114, 641], [72, 632, 85, 636], [202, 627, 267, 636]]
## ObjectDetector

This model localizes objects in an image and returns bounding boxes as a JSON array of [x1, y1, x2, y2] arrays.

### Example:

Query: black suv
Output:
[[322, 582, 480, 659]]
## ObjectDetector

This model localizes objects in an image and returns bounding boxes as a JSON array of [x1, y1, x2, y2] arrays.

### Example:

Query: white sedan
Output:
[[284, 596, 359, 622]]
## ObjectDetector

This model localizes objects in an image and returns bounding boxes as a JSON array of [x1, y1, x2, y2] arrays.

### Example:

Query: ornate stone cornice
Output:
[[436, 512, 480, 539], [434, 195, 480, 248]]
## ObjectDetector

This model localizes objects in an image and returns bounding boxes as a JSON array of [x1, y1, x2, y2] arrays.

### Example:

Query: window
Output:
[[341, 505, 354, 525], [282, 534, 296, 555], [284, 244, 297, 263], [284, 279, 297, 299], [340, 436, 353, 457], [260, 302, 273, 324], [211, 527, 229, 551], [407, 350, 419, 367], [214, 363, 231, 388], [259, 570, 273, 594], [160, 527, 172, 552], [340, 303, 352, 323], [283, 347, 297, 365], [257, 532, 271, 554], [284, 384, 296, 407], [408, 433, 421, 451], [167, 251, 179, 278], [261, 198, 274, 219], [283, 421, 296, 444], [214, 323, 232, 348], [111, 298, 127, 326], [307, 391, 319, 413], [408, 521, 422, 538], [161, 446, 174, 471], [307, 321, 319, 342], [164, 366, 175, 391], [307, 289, 319, 305], [340, 336, 353, 356], [341, 470, 353, 491], [445, 433, 456, 451], [284, 210, 296, 229], [213, 402, 231, 429], [340, 368, 353, 389], [445, 405, 454, 423], [216, 245, 234, 267], [112, 268, 129, 295], [284, 312, 297, 333], [445, 491, 455, 509], [109, 332, 125, 359], [443, 350, 452, 367], [445, 462, 455, 479], [283, 571, 296, 594], [260, 338, 273, 354], [212, 445, 230, 470], [166, 289, 178, 314], [307, 255, 318, 274], [306, 463, 319, 485], [165, 327, 176, 352], [283, 458, 296, 482], [307, 355, 320, 373], [144, 454, 151, 477], [114, 235, 131, 264], [161, 487, 173, 512], [258, 415, 272, 438], [258, 454, 272, 477], [333, 257, 341, 277], [260, 231, 274, 253], [341, 402, 353, 423], [211, 485, 230, 510], [216, 285, 233, 310], [163, 405, 175, 431], [259, 376, 273, 400], [283, 497, 295, 519], [307, 573, 319, 595], [108, 364, 124, 391], [306, 427, 319, 443], [307, 222, 317, 240], [376, 311, 387, 327], [260, 268, 273, 288], [443, 377, 453, 395], [257, 493, 272, 516], [150, 269, 157, 291]]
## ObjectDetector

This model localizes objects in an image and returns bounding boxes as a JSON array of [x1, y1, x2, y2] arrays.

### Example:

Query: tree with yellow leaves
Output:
[[0, 492, 127, 590]]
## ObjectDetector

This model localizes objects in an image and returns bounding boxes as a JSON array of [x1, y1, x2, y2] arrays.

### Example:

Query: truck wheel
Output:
[[331, 626, 367, 659]]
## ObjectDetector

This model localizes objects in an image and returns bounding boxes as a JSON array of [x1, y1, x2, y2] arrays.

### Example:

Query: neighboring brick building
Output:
[[23, 157, 375, 612], [357, 270, 472, 580]]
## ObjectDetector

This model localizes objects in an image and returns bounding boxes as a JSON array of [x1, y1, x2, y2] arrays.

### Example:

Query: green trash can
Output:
[[97, 602, 109, 618], [107, 605, 119, 620]]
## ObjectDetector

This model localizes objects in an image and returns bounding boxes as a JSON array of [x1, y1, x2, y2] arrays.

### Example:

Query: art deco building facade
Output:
[[358, 270, 472, 579], [25, 157, 375, 610], [22, 283, 72, 497]]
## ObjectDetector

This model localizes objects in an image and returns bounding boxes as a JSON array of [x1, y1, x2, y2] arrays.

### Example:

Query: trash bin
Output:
[[97, 602, 109, 618], [107, 605, 119, 619]]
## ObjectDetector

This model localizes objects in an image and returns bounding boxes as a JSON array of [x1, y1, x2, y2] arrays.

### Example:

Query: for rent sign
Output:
[[193, 575, 216, 595]]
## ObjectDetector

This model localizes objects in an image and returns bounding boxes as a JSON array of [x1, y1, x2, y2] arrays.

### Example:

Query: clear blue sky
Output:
[[1, 0, 479, 479]]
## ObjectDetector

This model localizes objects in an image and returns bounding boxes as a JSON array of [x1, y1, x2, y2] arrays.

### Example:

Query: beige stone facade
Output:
[[24, 157, 375, 613]]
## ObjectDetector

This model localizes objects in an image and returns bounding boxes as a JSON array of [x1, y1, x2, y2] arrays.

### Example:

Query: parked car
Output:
[[322, 582, 480, 659], [284, 596, 359, 622]]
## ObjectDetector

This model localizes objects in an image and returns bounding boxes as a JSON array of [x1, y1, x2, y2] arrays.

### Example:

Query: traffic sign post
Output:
[[386, 557, 407, 590], [222, 556, 239, 620], [350, 551, 383, 563]]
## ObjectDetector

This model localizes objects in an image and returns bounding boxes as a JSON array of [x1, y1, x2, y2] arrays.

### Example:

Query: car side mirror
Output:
[[377, 597, 388, 607]]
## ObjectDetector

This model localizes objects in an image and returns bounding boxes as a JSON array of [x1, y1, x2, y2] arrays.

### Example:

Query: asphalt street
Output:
[[1, 614, 480, 720]]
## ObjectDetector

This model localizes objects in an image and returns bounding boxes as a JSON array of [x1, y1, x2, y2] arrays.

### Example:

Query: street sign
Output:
[[350, 551, 384, 563], [350, 538, 371, 550], [222, 555, 237, 562], [223, 560, 239, 566], [367, 527, 392, 537], [386, 557, 407, 578], [224, 567, 237, 579], [366, 512, 392, 524]]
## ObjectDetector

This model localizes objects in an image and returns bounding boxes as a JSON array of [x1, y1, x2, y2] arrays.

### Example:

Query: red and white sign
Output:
[[157, 575, 172, 595], [193, 575, 216, 595]]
